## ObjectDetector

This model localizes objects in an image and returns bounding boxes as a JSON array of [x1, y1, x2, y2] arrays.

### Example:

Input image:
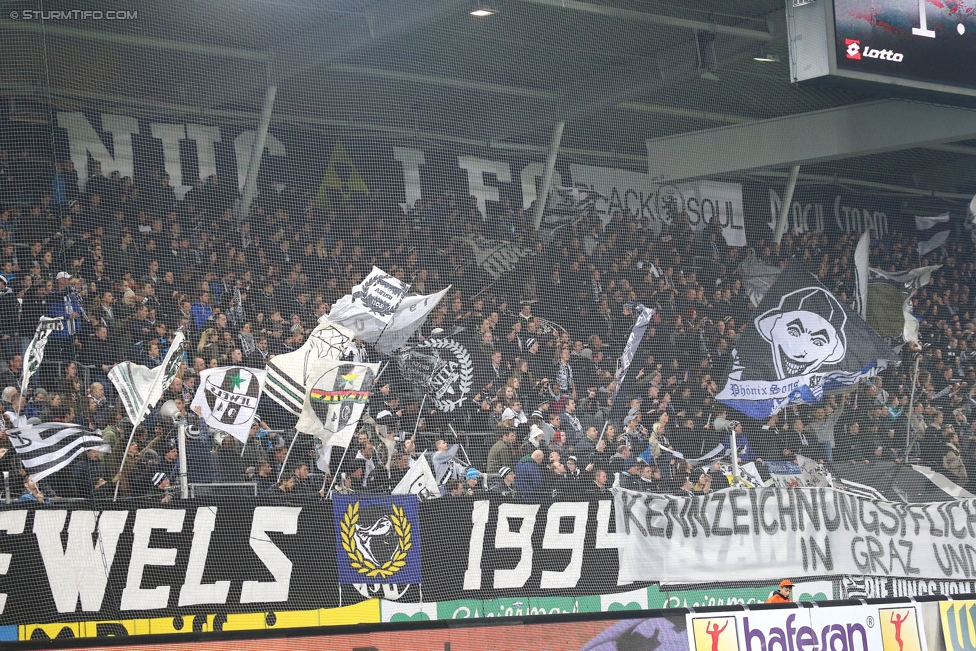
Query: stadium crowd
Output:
[[0, 148, 975, 504]]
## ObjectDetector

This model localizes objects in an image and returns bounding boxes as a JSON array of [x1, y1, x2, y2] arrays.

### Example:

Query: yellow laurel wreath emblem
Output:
[[339, 501, 412, 579]]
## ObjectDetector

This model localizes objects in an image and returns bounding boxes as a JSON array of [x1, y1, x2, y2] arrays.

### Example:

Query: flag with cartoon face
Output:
[[190, 366, 267, 444], [296, 360, 380, 446], [717, 262, 897, 419]]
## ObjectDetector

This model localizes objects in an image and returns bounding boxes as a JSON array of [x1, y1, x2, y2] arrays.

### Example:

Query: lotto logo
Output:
[[846, 38, 861, 59], [691, 617, 739, 651]]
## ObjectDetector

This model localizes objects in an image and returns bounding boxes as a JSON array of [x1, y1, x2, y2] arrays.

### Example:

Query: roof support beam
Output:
[[519, 0, 774, 41], [645, 99, 976, 182]]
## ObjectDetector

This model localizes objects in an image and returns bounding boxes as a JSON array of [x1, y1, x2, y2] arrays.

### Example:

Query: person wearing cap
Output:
[[48, 270, 83, 364], [766, 580, 794, 604], [460, 467, 485, 497], [487, 466, 519, 500]]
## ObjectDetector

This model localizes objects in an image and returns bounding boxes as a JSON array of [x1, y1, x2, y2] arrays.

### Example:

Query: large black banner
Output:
[[0, 497, 632, 629]]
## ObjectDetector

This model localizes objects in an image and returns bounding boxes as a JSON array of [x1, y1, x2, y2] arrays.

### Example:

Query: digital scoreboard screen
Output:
[[788, 0, 976, 97]]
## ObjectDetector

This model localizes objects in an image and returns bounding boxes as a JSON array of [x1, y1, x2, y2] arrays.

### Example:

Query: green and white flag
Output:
[[20, 316, 63, 404], [109, 331, 186, 427]]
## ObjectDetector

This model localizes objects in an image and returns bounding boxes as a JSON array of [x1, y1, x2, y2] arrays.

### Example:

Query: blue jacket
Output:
[[48, 291, 81, 337], [514, 456, 544, 501], [191, 301, 213, 329]]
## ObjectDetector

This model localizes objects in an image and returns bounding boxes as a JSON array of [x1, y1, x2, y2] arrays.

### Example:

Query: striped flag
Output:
[[7, 422, 109, 482], [265, 323, 352, 415]]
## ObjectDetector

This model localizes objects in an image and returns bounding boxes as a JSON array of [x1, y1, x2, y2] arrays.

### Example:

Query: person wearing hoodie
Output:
[[514, 449, 545, 500]]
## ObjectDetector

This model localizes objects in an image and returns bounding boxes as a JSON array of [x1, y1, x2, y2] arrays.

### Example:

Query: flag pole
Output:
[[324, 444, 351, 497], [112, 334, 185, 501], [905, 351, 922, 461], [277, 431, 299, 483], [413, 394, 427, 438]]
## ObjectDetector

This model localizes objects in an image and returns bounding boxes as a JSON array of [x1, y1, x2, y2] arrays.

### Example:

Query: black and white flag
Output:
[[717, 262, 898, 419], [391, 454, 441, 500], [462, 234, 532, 280], [608, 303, 654, 424], [544, 185, 605, 225], [265, 323, 352, 415], [190, 366, 267, 444], [8, 422, 110, 482], [328, 266, 408, 326], [21, 316, 63, 401], [396, 336, 474, 412], [295, 360, 380, 447], [323, 287, 449, 354]]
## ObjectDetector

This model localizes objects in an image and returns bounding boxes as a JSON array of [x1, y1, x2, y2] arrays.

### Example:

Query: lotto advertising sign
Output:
[[77, 614, 690, 651], [688, 604, 926, 651]]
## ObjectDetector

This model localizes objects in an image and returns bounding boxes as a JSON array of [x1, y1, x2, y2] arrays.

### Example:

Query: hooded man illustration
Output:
[[755, 286, 848, 379]]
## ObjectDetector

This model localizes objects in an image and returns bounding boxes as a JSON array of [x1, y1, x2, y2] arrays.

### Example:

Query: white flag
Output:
[[324, 285, 450, 353], [264, 322, 352, 415], [327, 266, 408, 326], [392, 454, 441, 499], [190, 366, 267, 444], [853, 231, 870, 320], [915, 212, 950, 230], [21, 317, 63, 401], [295, 360, 380, 447], [918, 229, 951, 256], [108, 331, 185, 427]]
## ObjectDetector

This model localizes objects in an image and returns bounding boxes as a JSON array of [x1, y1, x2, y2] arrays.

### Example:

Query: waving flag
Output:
[[324, 286, 449, 354], [8, 423, 109, 482], [295, 360, 380, 446], [265, 323, 352, 415], [717, 263, 897, 419], [191, 366, 267, 443], [21, 317, 63, 403], [326, 266, 408, 326], [109, 331, 185, 428]]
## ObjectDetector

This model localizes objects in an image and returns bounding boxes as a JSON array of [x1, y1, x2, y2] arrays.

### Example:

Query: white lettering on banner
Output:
[[767, 188, 889, 237], [57, 112, 139, 190], [393, 146, 425, 213], [177, 507, 230, 607], [462, 500, 490, 590], [616, 486, 976, 585], [185, 124, 222, 186], [239, 506, 300, 603], [0, 510, 27, 615], [688, 604, 928, 651], [493, 503, 539, 590], [570, 163, 746, 246], [120, 509, 185, 611], [33, 510, 129, 613], [540, 502, 588, 589], [149, 123, 189, 199], [457, 156, 512, 220]]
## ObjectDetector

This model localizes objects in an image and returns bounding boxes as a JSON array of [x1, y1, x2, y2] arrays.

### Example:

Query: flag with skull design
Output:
[[717, 262, 898, 419]]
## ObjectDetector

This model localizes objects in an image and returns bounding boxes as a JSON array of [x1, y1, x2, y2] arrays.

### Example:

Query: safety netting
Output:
[[1, 0, 976, 643]]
